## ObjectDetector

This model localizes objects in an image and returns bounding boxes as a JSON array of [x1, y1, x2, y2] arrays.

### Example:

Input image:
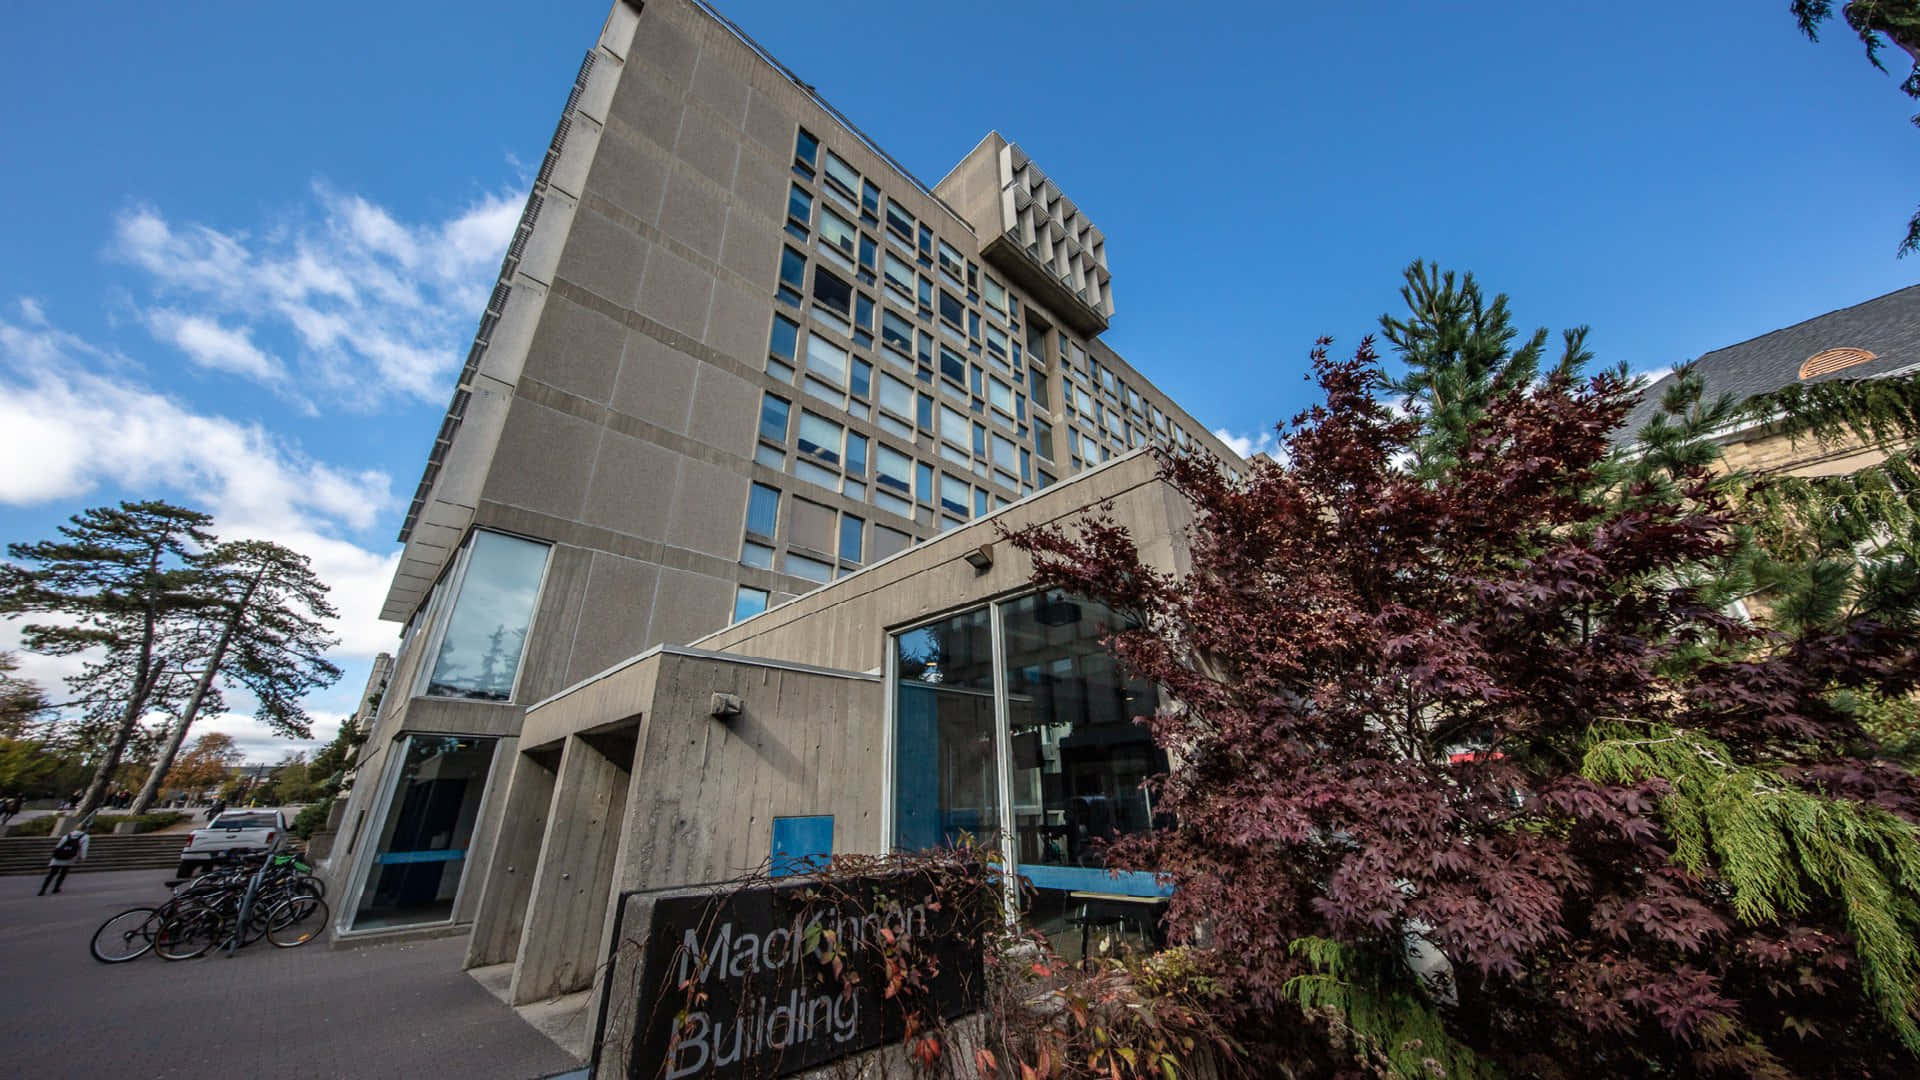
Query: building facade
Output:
[[1623, 283, 1920, 476], [324, 0, 1241, 947]]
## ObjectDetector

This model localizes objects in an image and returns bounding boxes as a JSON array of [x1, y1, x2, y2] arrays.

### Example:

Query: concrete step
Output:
[[0, 834, 190, 875]]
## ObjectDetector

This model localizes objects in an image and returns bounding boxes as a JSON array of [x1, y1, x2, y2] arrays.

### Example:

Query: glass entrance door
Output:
[[352, 735, 497, 931]]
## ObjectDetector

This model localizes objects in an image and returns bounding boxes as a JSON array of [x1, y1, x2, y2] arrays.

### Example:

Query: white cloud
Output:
[[0, 309, 401, 759], [112, 182, 522, 408], [1632, 365, 1675, 388], [1212, 426, 1281, 461], [145, 309, 283, 381]]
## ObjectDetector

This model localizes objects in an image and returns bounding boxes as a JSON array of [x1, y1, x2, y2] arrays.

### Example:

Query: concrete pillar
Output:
[[508, 727, 635, 1005], [465, 746, 561, 968]]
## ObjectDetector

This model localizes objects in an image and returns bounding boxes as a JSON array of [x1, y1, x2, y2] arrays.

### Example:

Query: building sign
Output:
[[601, 870, 984, 1079]]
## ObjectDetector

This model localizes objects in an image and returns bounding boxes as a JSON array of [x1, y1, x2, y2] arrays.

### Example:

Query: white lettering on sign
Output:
[[664, 988, 860, 1079], [663, 899, 932, 1077]]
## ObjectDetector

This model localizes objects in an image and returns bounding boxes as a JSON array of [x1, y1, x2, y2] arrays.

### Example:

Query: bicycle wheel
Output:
[[91, 907, 161, 963], [155, 904, 222, 961], [265, 895, 329, 948]]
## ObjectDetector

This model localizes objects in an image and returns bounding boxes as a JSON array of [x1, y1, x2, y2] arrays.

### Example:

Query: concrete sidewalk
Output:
[[0, 868, 583, 1079]]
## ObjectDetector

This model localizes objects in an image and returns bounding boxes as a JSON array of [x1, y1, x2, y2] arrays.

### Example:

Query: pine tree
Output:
[[1379, 260, 1593, 481], [129, 539, 340, 813], [0, 501, 214, 819]]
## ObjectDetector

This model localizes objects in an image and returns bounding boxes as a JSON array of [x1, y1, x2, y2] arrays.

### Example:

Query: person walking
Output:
[[0, 795, 16, 827], [39, 817, 90, 895]]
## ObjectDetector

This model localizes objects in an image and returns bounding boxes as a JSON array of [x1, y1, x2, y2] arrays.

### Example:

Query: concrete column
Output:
[[509, 728, 635, 1005], [465, 746, 561, 969]]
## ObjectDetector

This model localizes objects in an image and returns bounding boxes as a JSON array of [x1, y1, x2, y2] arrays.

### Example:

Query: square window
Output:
[[805, 335, 847, 386], [797, 411, 844, 466], [812, 266, 852, 317], [938, 290, 965, 328], [732, 585, 770, 624]]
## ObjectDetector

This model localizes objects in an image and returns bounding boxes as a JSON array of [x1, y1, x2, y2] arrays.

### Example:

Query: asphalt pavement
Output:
[[0, 867, 583, 1079]]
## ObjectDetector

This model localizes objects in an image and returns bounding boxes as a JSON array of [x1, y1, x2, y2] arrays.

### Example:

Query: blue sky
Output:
[[1, 1, 1915, 759]]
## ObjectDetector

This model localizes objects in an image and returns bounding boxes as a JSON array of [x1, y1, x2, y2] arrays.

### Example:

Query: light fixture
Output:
[[962, 543, 994, 571], [708, 692, 743, 720]]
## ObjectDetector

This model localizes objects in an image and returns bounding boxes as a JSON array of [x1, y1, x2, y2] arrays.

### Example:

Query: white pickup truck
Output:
[[177, 810, 287, 877]]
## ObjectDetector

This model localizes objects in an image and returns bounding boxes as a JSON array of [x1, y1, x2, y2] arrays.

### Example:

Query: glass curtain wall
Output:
[[353, 735, 498, 931], [892, 591, 1169, 959], [891, 607, 1000, 852], [424, 530, 550, 701]]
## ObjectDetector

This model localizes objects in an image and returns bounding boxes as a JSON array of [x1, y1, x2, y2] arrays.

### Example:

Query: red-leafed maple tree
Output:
[[1007, 323, 1920, 1076]]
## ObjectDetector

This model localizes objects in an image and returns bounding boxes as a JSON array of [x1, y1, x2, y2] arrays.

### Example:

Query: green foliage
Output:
[[1379, 260, 1592, 481], [1583, 724, 1920, 1049], [1283, 937, 1496, 1080], [290, 797, 332, 841]]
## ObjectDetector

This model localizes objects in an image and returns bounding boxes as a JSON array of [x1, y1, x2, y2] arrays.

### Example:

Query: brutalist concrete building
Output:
[[324, 0, 1241, 1007]]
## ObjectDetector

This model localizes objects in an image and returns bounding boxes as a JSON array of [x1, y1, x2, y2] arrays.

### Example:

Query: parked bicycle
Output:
[[89, 850, 328, 963]]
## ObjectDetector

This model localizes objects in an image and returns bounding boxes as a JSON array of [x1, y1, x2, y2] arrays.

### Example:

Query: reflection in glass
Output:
[[892, 608, 999, 852], [426, 531, 550, 701], [1001, 592, 1165, 874], [353, 735, 496, 930]]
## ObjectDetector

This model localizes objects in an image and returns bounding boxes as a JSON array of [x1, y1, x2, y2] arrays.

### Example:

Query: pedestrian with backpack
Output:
[[40, 816, 91, 895]]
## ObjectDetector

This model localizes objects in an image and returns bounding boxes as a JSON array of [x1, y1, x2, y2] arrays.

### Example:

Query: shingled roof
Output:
[[1621, 284, 1920, 439]]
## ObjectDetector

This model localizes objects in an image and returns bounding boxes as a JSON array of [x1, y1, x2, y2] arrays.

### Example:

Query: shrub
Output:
[[290, 797, 332, 841]]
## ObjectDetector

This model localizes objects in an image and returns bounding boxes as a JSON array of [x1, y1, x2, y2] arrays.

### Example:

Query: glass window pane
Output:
[[797, 411, 843, 466], [845, 431, 868, 477], [733, 586, 769, 624], [879, 373, 913, 419], [785, 552, 833, 583], [759, 392, 789, 443], [824, 151, 859, 192], [746, 482, 780, 539], [741, 541, 773, 569], [989, 377, 1013, 414], [812, 266, 852, 317], [769, 314, 799, 363], [353, 735, 497, 930], [892, 608, 999, 851], [426, 531, 549, 702], [787, 184, 812, 226], [882, 310, 913, 354], [886, 200, 914, 241], [819, 206, 856, 256], [780, 247, 807, 291], [1003, 591, 1165, 871], [839, 514, 864, 563], [940, 472, 969, 517], [794, 128, 818, 169], [876, 443, 911, 494], [805, 335, 847, 385]]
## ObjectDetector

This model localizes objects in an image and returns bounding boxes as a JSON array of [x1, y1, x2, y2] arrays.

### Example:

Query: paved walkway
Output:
[[0, 868, 583, 1079]]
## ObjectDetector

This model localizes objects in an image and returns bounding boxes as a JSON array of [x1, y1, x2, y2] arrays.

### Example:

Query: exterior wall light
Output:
[[709, 692, 743, 720], [962, 543, 994, 572]]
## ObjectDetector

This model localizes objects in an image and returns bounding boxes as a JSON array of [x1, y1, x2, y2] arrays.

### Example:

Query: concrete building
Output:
[[324, 0, 1242, 965]]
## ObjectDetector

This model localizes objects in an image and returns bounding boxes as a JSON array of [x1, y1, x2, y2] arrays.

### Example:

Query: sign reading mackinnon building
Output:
[[598, 871, 985, 1079]]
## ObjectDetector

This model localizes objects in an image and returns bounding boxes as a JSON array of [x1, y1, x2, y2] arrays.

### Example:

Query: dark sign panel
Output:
[[614, 871, 984, 1079]]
